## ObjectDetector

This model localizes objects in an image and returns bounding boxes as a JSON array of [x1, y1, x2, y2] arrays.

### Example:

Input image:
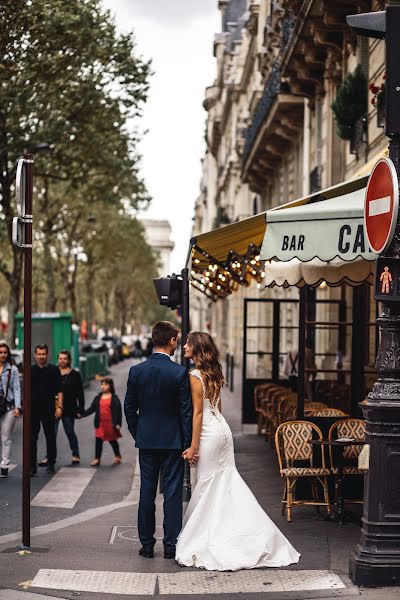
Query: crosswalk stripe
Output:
[[31, 468, 95, 509], [30, 569, 348, 596]]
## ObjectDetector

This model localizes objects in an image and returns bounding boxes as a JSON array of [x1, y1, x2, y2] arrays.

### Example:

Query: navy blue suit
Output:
[[124, 353, 192, 551]]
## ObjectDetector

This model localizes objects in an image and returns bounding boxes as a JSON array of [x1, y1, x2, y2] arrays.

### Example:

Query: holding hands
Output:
[[183, 446, 199, 467]]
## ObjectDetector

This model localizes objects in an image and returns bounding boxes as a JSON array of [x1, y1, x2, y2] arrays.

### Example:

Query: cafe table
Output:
[[309, 438, 365, 525]]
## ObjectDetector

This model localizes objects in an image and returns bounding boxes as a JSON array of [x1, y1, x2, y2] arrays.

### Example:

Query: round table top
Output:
[[308, 439, 365, 446]]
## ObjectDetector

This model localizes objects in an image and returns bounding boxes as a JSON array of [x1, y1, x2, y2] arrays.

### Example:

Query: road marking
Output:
[[369, 195, 391, 216], [31, 569, 156, 596], [30, 569, 347, 596], [0, 457, 138, 546], [31, 468, 95, 509]]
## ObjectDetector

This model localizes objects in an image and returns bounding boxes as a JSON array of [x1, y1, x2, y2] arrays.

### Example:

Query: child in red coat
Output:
[[83, 378, 122, 466]]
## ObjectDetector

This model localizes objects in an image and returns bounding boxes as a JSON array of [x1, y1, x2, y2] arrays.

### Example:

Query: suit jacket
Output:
[[124, 353, 192, 450]]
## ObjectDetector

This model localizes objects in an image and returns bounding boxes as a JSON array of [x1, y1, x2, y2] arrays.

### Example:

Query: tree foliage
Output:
[[0, 0, 162, 340]]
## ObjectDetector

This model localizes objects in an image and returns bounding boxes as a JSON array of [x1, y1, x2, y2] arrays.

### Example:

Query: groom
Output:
[[124, 321, 193, 559]]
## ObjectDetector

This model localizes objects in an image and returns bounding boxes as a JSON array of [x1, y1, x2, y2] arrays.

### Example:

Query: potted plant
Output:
[[331, 65, 368, 141]]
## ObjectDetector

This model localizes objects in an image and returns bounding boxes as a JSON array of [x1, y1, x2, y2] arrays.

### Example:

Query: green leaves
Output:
[[0, 0, 155, 334], [331, 65, 368, 140]]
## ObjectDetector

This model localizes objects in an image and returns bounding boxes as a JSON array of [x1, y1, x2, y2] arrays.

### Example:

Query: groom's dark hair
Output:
[[152, 321, 179, 347]]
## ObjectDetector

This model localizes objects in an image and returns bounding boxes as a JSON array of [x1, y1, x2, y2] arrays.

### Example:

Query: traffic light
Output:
[[153, 275, 183, 309], [347, 6, 400, 137]]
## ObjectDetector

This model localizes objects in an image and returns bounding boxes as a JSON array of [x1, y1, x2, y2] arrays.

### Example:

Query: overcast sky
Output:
[[102, 0, 219, 272]]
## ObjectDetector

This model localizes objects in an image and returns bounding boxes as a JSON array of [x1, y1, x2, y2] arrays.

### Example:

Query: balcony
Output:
[[241, 57, 303, 193]]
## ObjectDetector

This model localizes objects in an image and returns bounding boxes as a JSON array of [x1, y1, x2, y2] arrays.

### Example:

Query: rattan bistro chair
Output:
[[275, 421, 331, 522], [307, 408, 348, 418], [328, 418, 366, 505], [303, 402, 328, 415], [254, 383, 279, 435]]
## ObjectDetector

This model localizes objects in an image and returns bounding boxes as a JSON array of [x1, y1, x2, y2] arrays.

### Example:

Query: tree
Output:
[[0, 0, 151, 343]]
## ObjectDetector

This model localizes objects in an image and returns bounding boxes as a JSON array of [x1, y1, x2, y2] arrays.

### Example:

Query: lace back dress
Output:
[[175, 369, 300, 571]]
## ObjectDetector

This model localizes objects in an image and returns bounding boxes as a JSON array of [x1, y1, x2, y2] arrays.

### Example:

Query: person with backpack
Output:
[[0, 342, 21, 478]]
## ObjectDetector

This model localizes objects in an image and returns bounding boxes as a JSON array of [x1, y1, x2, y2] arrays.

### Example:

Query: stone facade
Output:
[[191, 0, 386, 386], [141, 219, 174, 277]]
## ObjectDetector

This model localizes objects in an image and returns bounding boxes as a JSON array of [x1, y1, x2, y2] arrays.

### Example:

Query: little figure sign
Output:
[[380, 266, 393, 294], [375, 258, 400, 301]]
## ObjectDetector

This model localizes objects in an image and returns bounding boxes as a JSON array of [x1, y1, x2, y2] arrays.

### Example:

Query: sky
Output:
[[102, 0, 220, 272]]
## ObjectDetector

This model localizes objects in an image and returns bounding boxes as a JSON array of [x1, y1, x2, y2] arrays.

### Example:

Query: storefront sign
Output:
[[261, 188, 378, 263]]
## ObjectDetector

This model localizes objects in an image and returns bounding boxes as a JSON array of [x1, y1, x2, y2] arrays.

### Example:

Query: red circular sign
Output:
[[364, 157, 399, 254]]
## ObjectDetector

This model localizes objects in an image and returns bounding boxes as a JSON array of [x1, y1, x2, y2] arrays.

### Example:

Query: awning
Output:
[[264, 257, 374, 288], [261, 176, 378, 263], [189, 213, 267, 300]]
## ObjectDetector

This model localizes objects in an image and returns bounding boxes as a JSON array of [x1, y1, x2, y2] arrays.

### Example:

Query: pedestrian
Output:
[[124, 321, 192, 560], [83, 378, 122, 467], [55, 350, 84, 465], [0, 342, 21, 478], [31, 344, 63, 476]]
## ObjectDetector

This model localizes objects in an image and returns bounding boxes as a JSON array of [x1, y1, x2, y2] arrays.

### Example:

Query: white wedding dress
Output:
[[175, 369, 300, 571]]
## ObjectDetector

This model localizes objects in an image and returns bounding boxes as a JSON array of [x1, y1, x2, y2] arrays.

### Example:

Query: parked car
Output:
[[121, 335, 135, 358], [101, 336, 122, 362]]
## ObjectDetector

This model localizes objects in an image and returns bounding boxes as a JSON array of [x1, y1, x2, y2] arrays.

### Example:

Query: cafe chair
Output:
[[262, 386, 286, 443], [254, 383, 279, 435], [253, 383, 275, 435], [275, 421, 331, 522], [307, 408, 348, 418], [328, 418, 366, 504], [304, 401, 328, 415]]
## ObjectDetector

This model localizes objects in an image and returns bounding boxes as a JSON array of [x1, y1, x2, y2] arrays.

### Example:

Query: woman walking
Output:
[[83, 378, 122, 466], [0, 342, 21, 478]]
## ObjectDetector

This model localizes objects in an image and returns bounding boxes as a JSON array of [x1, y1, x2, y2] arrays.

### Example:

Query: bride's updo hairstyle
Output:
[[188, 332, 225, 405]]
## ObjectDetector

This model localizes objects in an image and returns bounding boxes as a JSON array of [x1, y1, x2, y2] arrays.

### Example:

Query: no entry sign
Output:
[[364, 157, 399, 254]]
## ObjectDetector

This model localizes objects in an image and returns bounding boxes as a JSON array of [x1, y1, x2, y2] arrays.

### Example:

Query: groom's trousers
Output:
[[138, 449, 184, 551]]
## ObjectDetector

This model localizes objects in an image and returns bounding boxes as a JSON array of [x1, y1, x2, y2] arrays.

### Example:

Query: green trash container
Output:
[[16, 312, 73, 364]]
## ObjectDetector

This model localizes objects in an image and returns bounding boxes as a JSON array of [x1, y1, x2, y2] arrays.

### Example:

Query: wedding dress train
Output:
[[175, 369, 300, 571]]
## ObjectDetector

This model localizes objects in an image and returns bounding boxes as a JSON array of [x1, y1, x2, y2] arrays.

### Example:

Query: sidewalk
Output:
[[0, 376, 399, 599]]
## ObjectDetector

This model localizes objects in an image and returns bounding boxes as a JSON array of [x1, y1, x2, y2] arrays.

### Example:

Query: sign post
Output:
[[348, 3, 400, 587], [12, 155, 33, 550]]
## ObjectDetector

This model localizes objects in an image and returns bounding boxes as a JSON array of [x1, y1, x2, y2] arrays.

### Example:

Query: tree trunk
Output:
[[43, 241, 57, 311], [7, 250, 23, 347]]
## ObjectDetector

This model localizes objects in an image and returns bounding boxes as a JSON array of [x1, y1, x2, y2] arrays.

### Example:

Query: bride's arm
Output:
[[183, 375, 203, 462]]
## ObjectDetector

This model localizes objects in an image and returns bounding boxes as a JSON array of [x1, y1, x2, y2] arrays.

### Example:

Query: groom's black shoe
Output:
[[164, 546, 176, 559], [139, 545, 154, 559]]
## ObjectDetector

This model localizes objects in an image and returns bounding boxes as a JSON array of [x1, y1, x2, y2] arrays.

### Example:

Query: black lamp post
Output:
[[347, 5, 400, 587]]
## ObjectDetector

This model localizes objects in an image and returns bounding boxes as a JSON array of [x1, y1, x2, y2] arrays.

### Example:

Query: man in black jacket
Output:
[[124, 321, 192, 560], [31, 344, 63, 476]]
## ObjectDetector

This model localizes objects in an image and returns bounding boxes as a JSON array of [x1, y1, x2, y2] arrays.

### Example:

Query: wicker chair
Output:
[[262, 386, 286, 443], [304, 401, 328, 415], [307, 408, 348, 418], [275, 421, 331, 522], [328, 418, 366, 505], [254, 383, 277, 435]]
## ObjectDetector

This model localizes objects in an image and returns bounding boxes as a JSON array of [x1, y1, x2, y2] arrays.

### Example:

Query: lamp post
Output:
[[347, 4, 400, 587]]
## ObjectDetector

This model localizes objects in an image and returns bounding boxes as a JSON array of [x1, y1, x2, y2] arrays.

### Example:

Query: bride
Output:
[[175, 331, 300, 571]]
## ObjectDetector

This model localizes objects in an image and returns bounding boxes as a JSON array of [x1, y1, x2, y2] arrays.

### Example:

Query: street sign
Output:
[[15, 158, 27, 217], [364, 157, 399, 254]]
